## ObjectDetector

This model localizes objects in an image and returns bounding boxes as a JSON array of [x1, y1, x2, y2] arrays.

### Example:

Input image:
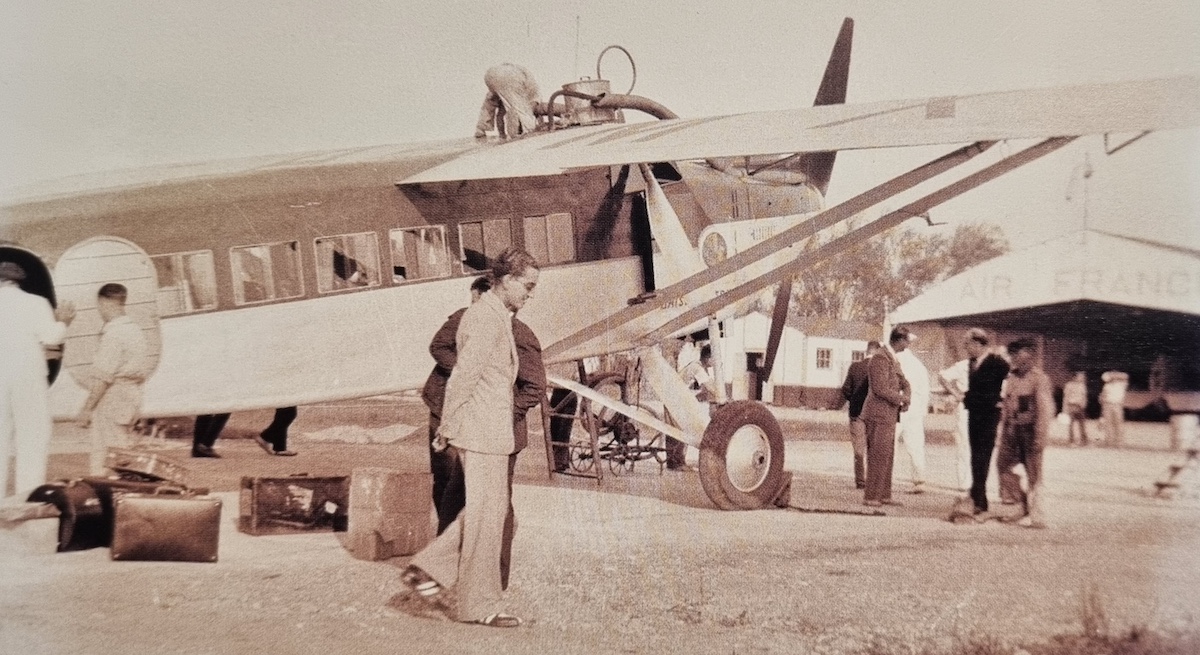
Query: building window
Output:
[[151, 250, 217, 315], [389, 226, 451, 283], [459, 219, 512, 273], [815, 348, 832, 369], [522, 213, 576, 265], [230, 241, 304, 305], [851, 350, 865, 362], [314, 233, 379, 293]]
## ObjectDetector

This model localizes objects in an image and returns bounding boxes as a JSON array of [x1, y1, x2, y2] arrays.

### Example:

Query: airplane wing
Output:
[[402, 76, 1199, 184]]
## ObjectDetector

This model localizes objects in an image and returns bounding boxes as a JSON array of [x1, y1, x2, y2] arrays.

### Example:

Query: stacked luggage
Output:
[[25, 448, 222, 562]]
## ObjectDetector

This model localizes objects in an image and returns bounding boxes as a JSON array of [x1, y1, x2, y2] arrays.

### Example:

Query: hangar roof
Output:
[[890, 229, 1200, 325]]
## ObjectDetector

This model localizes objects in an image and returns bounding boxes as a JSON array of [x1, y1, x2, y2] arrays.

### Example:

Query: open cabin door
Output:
[[53, 237, 162, 390]]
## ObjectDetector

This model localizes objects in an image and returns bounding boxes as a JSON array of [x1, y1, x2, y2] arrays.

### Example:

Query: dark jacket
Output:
[[511, 319, 546, 453], [859, 348, 910, 424], [840, 358, 871, 419], [964, 353, 1010, 413], [421, 307, 466, 417]]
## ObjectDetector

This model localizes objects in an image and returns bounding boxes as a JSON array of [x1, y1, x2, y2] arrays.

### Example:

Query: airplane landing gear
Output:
[[698, 400, 788, 510]]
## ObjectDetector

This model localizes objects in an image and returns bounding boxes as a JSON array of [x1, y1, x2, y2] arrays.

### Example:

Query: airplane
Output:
[[3, 18, 1198, 510]]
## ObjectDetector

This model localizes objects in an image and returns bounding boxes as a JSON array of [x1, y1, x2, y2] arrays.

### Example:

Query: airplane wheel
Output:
[[698, 400, 787, 510]]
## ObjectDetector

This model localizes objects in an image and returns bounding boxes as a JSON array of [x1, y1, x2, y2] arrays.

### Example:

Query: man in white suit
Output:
[[402, 248, 539, 629], [896, 348, 930, 494]]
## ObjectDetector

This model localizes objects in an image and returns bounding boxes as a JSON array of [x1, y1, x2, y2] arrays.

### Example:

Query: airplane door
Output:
[[53, 237, 162, 387], [0, 245, 61, 383]]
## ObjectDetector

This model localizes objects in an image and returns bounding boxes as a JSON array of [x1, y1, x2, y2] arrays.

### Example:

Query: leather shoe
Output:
[[191, 445, 221, 458]]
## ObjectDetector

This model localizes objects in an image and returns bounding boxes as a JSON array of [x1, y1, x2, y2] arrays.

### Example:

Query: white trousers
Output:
[[895, 410, 927, 486], [953, 405, 971, 491], [0, 369, 52, 499]]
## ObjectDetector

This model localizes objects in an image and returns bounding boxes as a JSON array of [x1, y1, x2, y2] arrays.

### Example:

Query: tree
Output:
[[788, 221, 1009, 323]]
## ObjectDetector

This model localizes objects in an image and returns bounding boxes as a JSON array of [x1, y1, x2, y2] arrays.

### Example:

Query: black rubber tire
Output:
[[698, 400, 788, 510]]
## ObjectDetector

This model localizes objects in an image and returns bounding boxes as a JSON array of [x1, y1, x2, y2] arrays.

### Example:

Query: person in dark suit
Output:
[[422, 276, 492, 532], [840, 341, 881, 489], [859, 327, 913, 508], [962, 327, 1011, 516]]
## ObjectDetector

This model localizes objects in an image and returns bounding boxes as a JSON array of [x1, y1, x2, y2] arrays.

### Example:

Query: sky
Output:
[[2, 0, 1197, 249]]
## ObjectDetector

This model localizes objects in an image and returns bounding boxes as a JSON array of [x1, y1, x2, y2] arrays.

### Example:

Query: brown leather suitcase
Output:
[[80, 476, 202, 546], [238, 474, 349, 536], [105, 448, 190, 485], [110, 493, 221, 562], [344, 467, 434, 561]]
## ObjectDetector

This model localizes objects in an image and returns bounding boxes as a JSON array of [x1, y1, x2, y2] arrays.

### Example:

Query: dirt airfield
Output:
[[2, 397, 1198, 655]]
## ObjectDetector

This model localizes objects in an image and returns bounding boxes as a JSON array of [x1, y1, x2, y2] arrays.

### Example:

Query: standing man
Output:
[[78, 283, 154, 475], [402, 248, 539, 628], [422, 276, 491, 533], [859, 327, 913, 509], [840, 341, 881, 490], [1062, 371, 1090, 446], [937, 357, 972, 493], [192, 413, 230, 458], [0, 261, 74, 498], [1100, 370, 1129, 447], [996, 339, 1055, 529], [962, 327, 1011, 518], [895, 347, 930, 495], [671, 344, 717, 472], [255, 407, 298, 456]]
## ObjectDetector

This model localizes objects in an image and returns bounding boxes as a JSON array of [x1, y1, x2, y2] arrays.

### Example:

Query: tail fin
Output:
[[786, 17, 853, 195]]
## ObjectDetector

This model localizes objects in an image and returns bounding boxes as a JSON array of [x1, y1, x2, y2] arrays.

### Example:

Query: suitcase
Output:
[[238, 474, 349, 536], [105, 448, 190, 485], [79, 476, 202, 547], [110, 493, 222, 562], [26, 480, 106, 552], [344, 468, 434, 561]]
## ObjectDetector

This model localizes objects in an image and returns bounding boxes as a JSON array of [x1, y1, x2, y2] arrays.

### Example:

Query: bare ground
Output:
[[2, 398, 1198, 654]]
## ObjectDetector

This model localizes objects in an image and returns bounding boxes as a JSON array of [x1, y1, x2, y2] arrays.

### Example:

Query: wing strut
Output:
[[545, 139, 996, 361], [641, 136, 1077, 343], [759, 277, 792, 389]]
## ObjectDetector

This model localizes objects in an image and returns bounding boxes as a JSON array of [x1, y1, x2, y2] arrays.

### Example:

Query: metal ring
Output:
[[596, 45, 636, 95]]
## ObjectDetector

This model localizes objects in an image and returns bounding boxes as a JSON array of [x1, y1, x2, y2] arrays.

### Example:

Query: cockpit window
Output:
[[390, 226, 451, 283], [230, 241, 304, 305], [151, 250, 217, 315], [315, 233, 380, 293]]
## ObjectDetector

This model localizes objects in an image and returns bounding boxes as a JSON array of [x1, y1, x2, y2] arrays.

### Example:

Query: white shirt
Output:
[[940, 359, 970, 400], [0, 284, 67, 378], [896, 349, 930, 417]]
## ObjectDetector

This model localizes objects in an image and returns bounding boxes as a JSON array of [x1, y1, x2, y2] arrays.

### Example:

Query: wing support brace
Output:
[[640, 136, 1076, 343]]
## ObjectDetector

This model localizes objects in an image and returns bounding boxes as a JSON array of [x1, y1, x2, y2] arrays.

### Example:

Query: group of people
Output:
[[841, 325, 1056, 529], [403, 247, 543, 628], [1, 262, 155, 499]]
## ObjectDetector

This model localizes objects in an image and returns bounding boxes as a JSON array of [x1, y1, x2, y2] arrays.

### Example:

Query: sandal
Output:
[[401, 565, 443, 601], [476, 613, 523, 628]]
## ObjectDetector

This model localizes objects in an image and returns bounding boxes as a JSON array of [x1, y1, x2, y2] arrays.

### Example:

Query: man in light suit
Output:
[[860, 326, 913, 509], [402, 248, 539, 629]]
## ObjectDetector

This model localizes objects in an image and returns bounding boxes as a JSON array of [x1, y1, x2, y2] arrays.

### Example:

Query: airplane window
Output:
[[389, 226, 451, 283], [230, 241, 304, 305], [150, 250, 217, 315], [522, 213, 575, 266], [459, 218, 512, 273], [315, 233, 380, 293], [815, 348, 832, 370]]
